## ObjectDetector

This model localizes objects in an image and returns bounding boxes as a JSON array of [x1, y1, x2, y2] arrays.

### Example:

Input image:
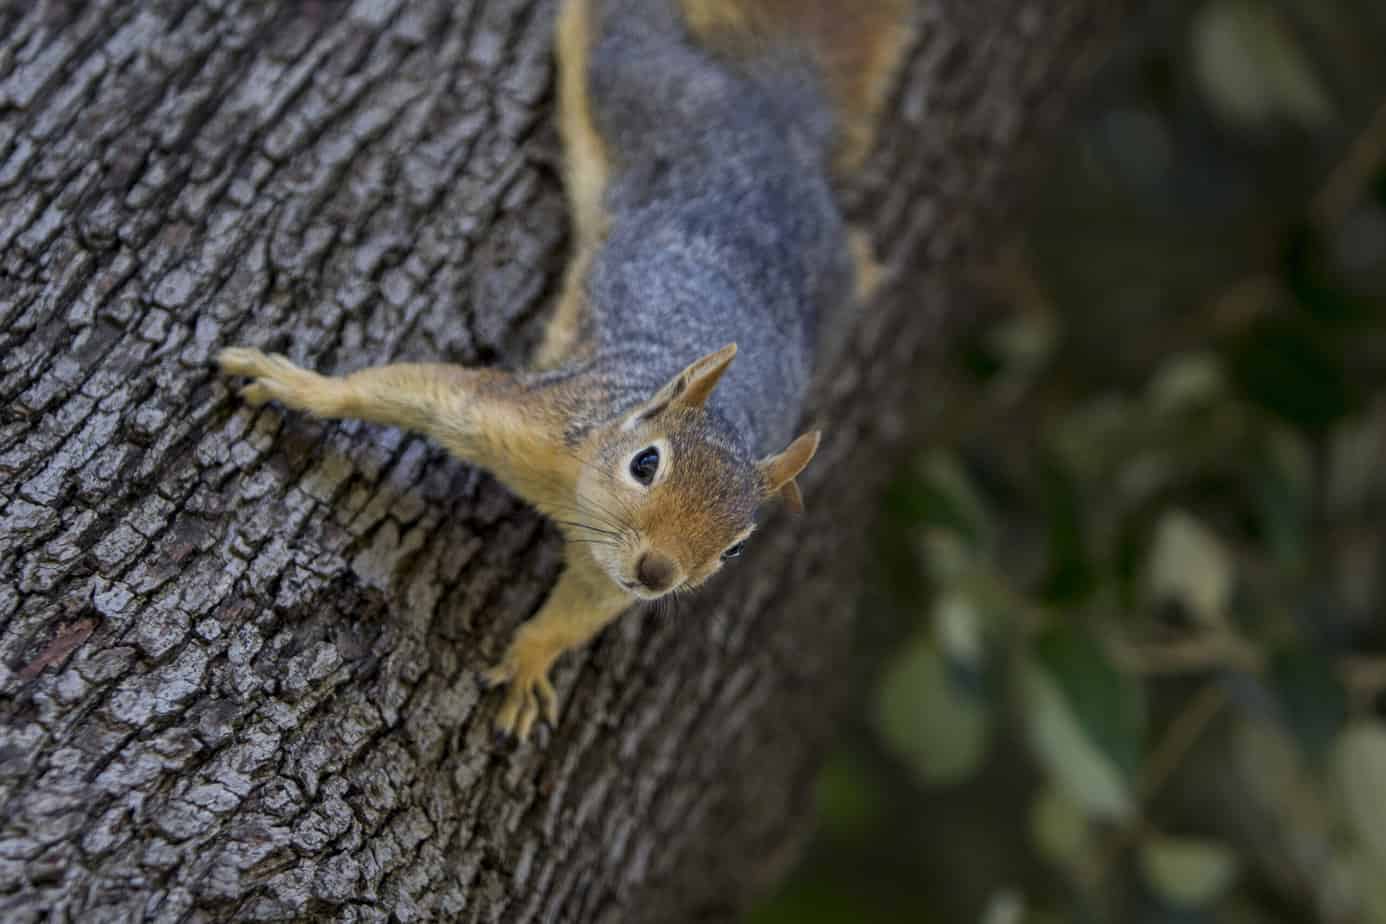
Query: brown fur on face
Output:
[[574, 405, 761, 599]]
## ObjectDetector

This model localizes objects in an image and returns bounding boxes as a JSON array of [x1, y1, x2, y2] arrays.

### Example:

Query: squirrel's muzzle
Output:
[[635, 551, 679, 594]]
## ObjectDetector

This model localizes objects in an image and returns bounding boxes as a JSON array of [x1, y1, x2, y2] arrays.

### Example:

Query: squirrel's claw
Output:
[[218, 347, 281, 407], [482, 645, 560, 744], [535, 676, 559, 725], [239, 382, 273, 407], [215, 346, 270, 377], [216, 346, 345, 417]]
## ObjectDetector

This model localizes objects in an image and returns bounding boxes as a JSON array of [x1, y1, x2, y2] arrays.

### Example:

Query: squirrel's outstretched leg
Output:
[[216, 347, 577, 507], [481, 554, 629, 740], [218, 348, 475, 434]]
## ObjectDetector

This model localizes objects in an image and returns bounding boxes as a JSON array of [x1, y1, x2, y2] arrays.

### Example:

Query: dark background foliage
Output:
[[755, 0, 1386, 921]]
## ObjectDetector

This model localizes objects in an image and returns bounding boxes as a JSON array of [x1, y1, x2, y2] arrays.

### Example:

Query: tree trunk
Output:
[[0, 1, 1125, 921]]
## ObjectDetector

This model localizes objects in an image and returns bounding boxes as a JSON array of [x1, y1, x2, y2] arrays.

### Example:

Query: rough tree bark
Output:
[[0, 1, 1126, 921]]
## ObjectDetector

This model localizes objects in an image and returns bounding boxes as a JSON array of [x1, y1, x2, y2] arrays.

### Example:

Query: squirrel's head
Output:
[[572, 343, 820, 600]]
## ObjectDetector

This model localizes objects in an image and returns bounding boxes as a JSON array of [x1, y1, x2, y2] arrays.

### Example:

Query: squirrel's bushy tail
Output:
[[679, 0, 913, 170]]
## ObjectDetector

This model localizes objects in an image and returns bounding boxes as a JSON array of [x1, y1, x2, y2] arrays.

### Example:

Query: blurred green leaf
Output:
[[1034, 624, 1147, 778], [916, 452, 995, 553], [1050, 397, 1133, 483], [920, 529, 974, 585], [1327, 408, 1386, 516], [1352, 848, 1386, 924], [883, 466, 938, 525], [986, 310, 1059, 379], [1254, 427, 1314, 570], [1148, 352, 1228, 414], [936, 588, 986, 671], [978, 889, 1026, 924], [1269, 649, 1348, 761], [1029, 783, 1092, 872], [1332, 721, 1386, 879], [1020, 654, 1136, 821], [874, 631, 991, 787], [1232, 720, 1335, 872], [814, 753, 884, 844], [1192, 0, 1334, 128], [1146, 510, 1235, 628], [1139, 834, 1240, 908], [1038, 460, 1096, 603]]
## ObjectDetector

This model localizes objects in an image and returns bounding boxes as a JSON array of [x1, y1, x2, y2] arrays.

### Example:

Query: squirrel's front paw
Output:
[[217, 347, 342, 414], [481, 639, 559, 743]]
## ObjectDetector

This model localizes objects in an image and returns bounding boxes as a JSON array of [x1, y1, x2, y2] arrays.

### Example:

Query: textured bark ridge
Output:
[[0, 1, 1124, 921]]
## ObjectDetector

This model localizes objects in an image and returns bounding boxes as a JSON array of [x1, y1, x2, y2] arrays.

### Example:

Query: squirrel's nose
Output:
[[636, 551, 678, 593]]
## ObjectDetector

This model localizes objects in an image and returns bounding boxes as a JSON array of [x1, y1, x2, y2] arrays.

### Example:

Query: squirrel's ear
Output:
[[630, 343, 738, 424], [778, 479, 805, 514], [673, 342, 738, 408], [758, 430, 820, 512]]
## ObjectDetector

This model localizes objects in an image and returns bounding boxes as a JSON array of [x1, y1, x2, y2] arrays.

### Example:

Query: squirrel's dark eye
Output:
[[630, 446, 660, 485], [721, 541, 745, 561]]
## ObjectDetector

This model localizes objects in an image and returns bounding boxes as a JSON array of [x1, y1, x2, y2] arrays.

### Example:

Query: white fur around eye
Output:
[[621, 437, 672, 489]]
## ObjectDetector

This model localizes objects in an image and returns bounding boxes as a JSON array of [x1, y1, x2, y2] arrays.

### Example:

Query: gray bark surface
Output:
[[0, 1, 1124, 921]]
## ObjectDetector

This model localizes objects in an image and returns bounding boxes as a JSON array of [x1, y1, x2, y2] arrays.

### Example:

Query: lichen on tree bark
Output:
[[0, 0, 1125, 921]]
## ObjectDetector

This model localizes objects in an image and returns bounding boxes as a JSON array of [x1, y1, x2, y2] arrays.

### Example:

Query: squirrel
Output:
[[217, 0, 911, 742]]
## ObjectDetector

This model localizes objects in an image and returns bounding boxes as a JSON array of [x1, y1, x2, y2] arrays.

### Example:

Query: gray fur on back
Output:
[[576, 0, 854, 457]]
